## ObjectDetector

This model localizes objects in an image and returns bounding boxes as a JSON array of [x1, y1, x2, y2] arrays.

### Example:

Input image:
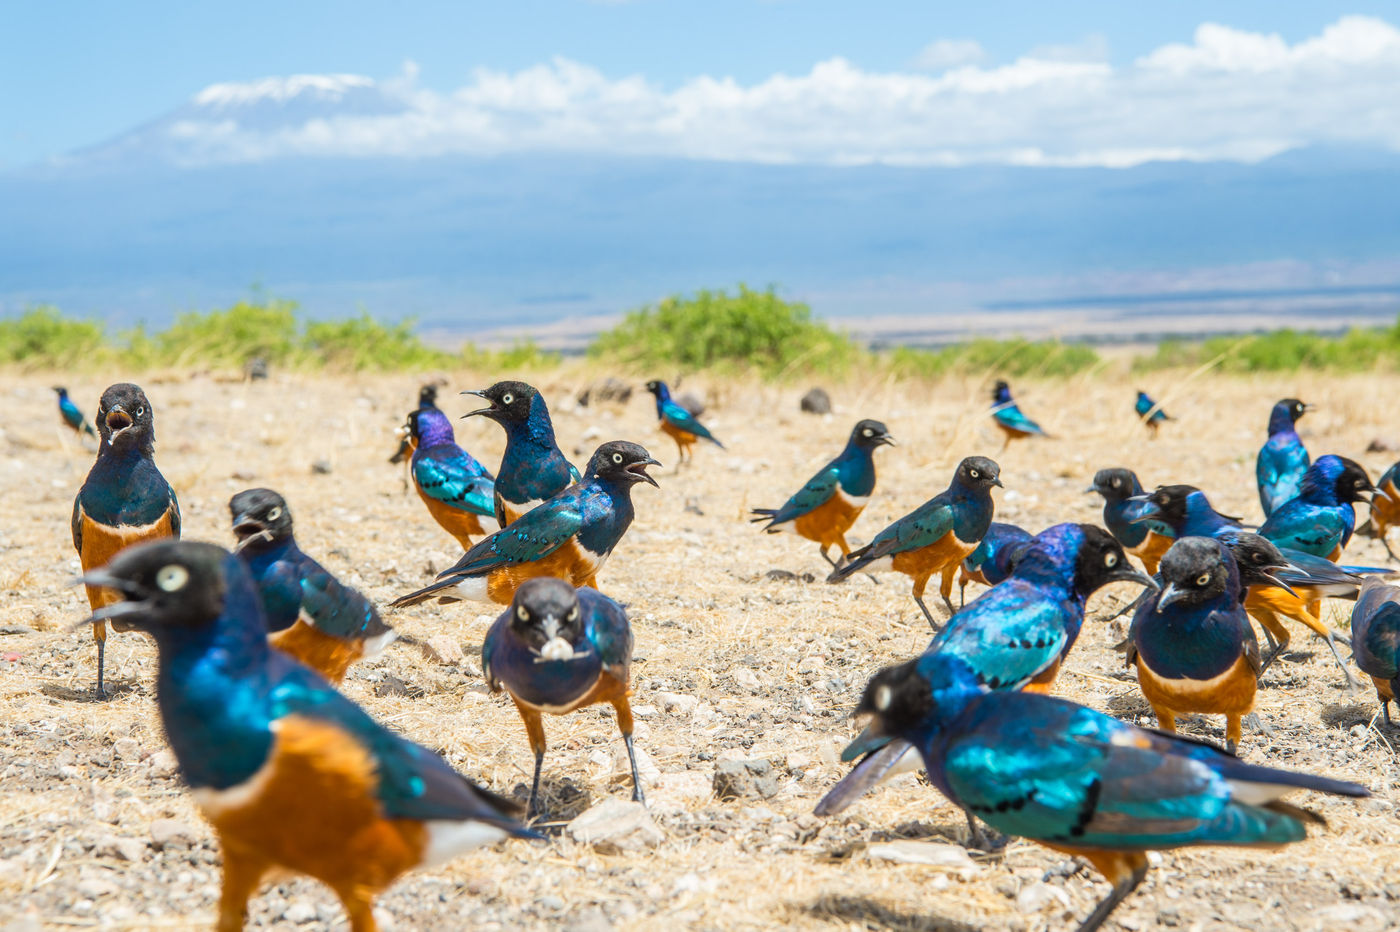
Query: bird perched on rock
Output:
[[989, 380, 1048, 451], [406, 406, 496, 548], [1134, 390, 1171, 436], [79, 539, 534, 931], [1258, 454, 1373, 561], [462, 381, 580, 527], [751, 419, 895, 566], [53, 386, 96, 441], [1257, 398, 1311, 518], [828, 456, 1001, 630], [230, 489, 395, 685], [955, 521, 1032, 607], [1087, 467, 1175, 574], [391, 442, 659, 609], [1350, 578, 1400, 724], [388, 384, 441, 465], [645, 380, 723, 463], [483, 578, 643, 817], [72, 382, 180, 697], [837, 650, 1367, 932]]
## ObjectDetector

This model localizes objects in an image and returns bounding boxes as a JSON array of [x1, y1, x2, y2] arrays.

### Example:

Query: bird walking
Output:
[[483, 578, 644, 817], [1134, 390, 1171, 436], [388, 383, 441, 465], [751, 419, 895, 566], [462, 381, 580, 527], [645, 380, 723, 464], [406, 406, 496, 548], [827, 456, 1001, 630], [54, 386, 97, 441], [391, 442, 659, 609], [1256, 398, 1311, 518], [1258, 454, 1373, 561], [1087, 467, 1175, 574], [231, 489, 396, 685], [79, 540, 534, 931], [71, 382, 180, 697], [989, 380, 1048, 451], [1350, 577, 1400, 724]]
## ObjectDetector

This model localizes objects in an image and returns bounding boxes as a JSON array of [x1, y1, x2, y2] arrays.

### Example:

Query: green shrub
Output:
[[462, 339, 561, 371], [0, 306, 110, 369], [155, 299, 300, 367], [303, 313, 453, 371], [887, 338, 1101, 379], [1133, 319, 1400, 372]]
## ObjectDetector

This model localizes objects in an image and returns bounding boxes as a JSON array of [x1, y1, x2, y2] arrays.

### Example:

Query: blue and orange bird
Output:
[[818, 525, 1155, 820], [750, 419, 896, 566], [391, 441, 660, 609], [836, 651, 1367, 932], [955, 521, 1032, 607], [1087, 467, 1176, 574], [1363, 460, 1400, 561], [827, 456, 1002, 630], [1350, 577, 1400, 724], [71, 382, 180, 697], [388, 383, 440, 465], [79, 540, 534, 931], [1126, 536, 1293, 752], [462, 381, 580, 527], [989, 380, 1048, 451], [53, 386, 96, 441], [406, 406, 496, 549], [230, 489, 396, 685], [1256, 398, 1311, 518], [1134, 390, 1171, 436], [483, 578, 643, 817], [644, 380, 723, 464], [1258, 454, 1373, 562]]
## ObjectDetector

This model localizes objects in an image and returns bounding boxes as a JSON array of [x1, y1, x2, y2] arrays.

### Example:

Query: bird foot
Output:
[[1243, 713, 1272, 740]]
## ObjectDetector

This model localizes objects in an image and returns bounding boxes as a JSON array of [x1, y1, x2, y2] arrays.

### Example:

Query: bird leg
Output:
[[334, 885, 380, 932], [911, 576, 942, 633], [94, 623, 107, 700], [215, 844, 269, 932], [1383, 699, 1393, 727], [1076, 854, 1149, 932], [1243, 712, 1272, 743], [818, 546, 838, 569], [612, 697, 646, 806], [1317, 627, 1360, 691], [513, 699, 549, 818]]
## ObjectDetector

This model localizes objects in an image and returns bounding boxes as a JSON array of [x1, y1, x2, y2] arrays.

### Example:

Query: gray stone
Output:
[[149, 819, 197, 850], [311, 459, 333, 475], [713, 759, 781, 801], [567, 799, 663, 853], [799, 387, 831, 414], [95, 835, 146, 862]]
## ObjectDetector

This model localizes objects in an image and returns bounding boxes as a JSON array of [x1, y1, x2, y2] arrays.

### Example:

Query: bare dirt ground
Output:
[[1, 366, 1398, 931]]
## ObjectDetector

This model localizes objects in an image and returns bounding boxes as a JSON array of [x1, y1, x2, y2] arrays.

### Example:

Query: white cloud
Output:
[[152, 15, 1400, 169]]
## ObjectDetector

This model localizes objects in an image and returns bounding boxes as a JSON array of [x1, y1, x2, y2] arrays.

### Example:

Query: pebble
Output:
[[731, 668, 761, 693], [567, 799, 664, 853], [112, 738, 142, 762], [282, 898, 318, 923], [657, 691, 699, 715], [149, 819, 197, 849], [713, 759, 781, 801], [866, 841, 981, 876], [1016, 882, 1070, 915]]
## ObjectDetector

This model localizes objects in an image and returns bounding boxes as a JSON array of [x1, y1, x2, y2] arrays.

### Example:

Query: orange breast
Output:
[[519, 670, 631, 716], [79, 509, 178, 611], [1129, 531, 1174, 575], [417, 489, 485, 548], [1373, 676, 1396, 702], [1021, 657, 1062, 695], [791, 494, 864, 548], [1373, 482, 1400, 534], [1244, 586, 1328, 637], [660, 419, 695, 448], [890, 533, 976, 579], [485, 539, 602, 605], [269, 619, 363, 685], [1135, 653, 1257, 717]]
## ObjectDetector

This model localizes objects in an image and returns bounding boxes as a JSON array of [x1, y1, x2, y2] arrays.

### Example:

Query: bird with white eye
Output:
[[461, 380, 580, 528], [482, 577, 644, 819]]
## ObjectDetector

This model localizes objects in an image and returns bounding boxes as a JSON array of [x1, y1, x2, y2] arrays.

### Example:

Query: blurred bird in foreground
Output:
[[406, 406, 496, 549], [1256, 398, 1311, 518], [989, 380, 1048, 451], [462, 381, 580, 527], [645, 380, 723, 464], [483, 578, 643, 817], [231, 489, 395, 685], [53, 386, 97, 441], [1134, 390, 1171, 437], [80, 540, 535, 932], [1350, 578, 1400, 724], [750, 419, 895, 566], [1087, 467, 1175, 574]]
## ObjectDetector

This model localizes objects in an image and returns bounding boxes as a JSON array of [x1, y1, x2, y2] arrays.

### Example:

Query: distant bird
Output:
[[80, 540, 534, 931], [1127, 537, 1280, 752], [827, 456, 1002, 630], [463, 381, 580, 527], [1258, 454, 1373, 561], [1362, 460, 1400, 561], [1350, 577, 1400, 724], [389, 383, 441, 465], [1087, 467, 1176, 574], [645, 380, 723, 463], [836, 651, 1367, 932], [407, 406, 496, 549], [955, 521, 1032, 607], [818, 524, 1154, 822], [72, 383, 180, 697], [483, 578, 643, 817], [391, 441, 659, 609], [231, 488, 395, 685], [53, 386, 96, 440], [1134, 390, 1172, 436], [989, 380, 1048, 451], [750, 419, 896, 566], [1256, 398, 1311, 518]]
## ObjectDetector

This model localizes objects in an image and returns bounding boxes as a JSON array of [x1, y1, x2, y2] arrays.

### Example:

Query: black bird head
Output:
[[79, 540, 229, 636], [405, 409, 424, 442], [1220, 532, 1296, 596], [508, 578, 587, 660], [229, 488, 294, 549], [644, 380, 669, 398], [1283, 398, 1309, 423], [1156, 537, 1231, 611], [850, 419, 896, 450], [1087, 467, 1138, 501], [954, 456, 1003, 491], [853, 657, 936, 740], [96, 383, 155, 451], [586, 441, 661, 488], [52, 386, 68, 398], [1329, 456, 1375, 504], [419, 383, 439, 408], [1133, 484, 1196, 526], [1072, 524, 1157, 597], [463, 380, 538, 424]]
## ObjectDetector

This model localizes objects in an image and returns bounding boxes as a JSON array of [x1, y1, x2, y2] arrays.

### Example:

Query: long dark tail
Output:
[[827, 544, 875, 583], [389, 575, 464, 608], [749, 508, 778, 526]]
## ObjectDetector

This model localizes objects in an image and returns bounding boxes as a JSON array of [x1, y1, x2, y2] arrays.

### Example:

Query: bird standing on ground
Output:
[[644, 380, 723, 464], [462, 381, 580, 527], [1087, 467, 1175, 574], [53, 386, 96, 440], [230, 489, 395, 685], [838, 650, 1367, 932], [79, 540, 534, 932], [72, 382, 180, 697], [1363, 460, 1400, 561], [1134, 390, 1171, 436], [1258, 454, 1373, 561], [389, 384, 441, 465], [406, 406, 496, 549], [989, 380, 1048, 451], [483, 578, 643, 817], [750, 419, 895, 566], [1257, 398, 1311, 518], [827, 456, 1001, 630], [1350, 578, 1400, 724], [391, 441, 660, 609], [955, 520, 1032, 607]]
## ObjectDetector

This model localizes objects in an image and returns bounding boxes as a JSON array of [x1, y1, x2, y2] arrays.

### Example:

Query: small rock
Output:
[[611, 743, 661, 788], [1366, 437, 1398, 453], [146, 749, 179, 776], [113, 738, 141, 762], [231, 470, 258, 481], [800, 387, 832, 414], [311, 459, 333, 475], [675, 392, 706, 417], [149, 819, 197, 850], [867, 841, 981, 876], [282, 898, 318, 924], [95, 835, 146, 862], [425, 635, 464, 665], [649, 772, 713, 809], [796, 656, 825, 674], [713, 759, 781, 801], [764, 569, 815, 584], [657, 691, 699, 715], [731, 668, 761, 693], [1016, 881, 1070, 915], [567, 799, 664, 853], [1313, 903, 1385, 927], [76, 877, 119, 899]]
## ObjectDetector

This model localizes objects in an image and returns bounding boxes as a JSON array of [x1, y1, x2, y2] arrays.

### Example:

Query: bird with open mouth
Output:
[[461, 380, 580, 527]]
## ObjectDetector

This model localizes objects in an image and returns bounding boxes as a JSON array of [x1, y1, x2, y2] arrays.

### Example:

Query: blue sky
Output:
[[5, 0, 1400, 168]]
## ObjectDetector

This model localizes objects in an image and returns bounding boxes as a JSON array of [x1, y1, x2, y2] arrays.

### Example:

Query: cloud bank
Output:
[[141, 16, 1400, 169]]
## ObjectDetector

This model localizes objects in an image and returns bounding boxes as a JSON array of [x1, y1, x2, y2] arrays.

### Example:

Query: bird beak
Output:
[[1155, 582, 1184, 612], [992, 477, 1004, 488], [71, 599, 153, 632], [1260, 567, 1300, 599], [1110, 567, 1158, 591], [1084, 485, 1099, 494], [628, 457, 662, 488], [460, 390, 497, 419], [104, 404, 133, 441], [839, 719, 890, 763], [1126, 498, 1161, 523], [878, 434, 897, 447], [74, 570, 145, 596]]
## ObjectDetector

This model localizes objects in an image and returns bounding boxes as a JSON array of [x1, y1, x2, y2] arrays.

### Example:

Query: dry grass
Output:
[[1, 365, 1398, 931]]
